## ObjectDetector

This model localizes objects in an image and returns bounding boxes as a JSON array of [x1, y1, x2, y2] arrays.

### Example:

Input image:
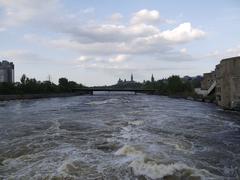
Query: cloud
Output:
[[24, 21, 205, 56], [226, 45, 240, 57], [109, 54, 129, 63], [0, 0, 60, 29], [76, 56, 94, 62], [204, 45, 240, 61], [1, 0, 206, 75], [2, 2, 205, 47], [180, 48, 187, 53], [0, 49, 50, 63], [130, 9, 160, 24], [160, 23, 205, 43]]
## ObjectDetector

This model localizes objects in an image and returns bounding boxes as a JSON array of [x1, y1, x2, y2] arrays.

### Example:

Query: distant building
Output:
[[0, 60, 14, 83], [117, 74, 135, 84], [114, 73, 141, 89], [183, 76, 192, 82], [131, 74, 134, 82], [118, 78, 123, 84], [201, 71, 215, 90]]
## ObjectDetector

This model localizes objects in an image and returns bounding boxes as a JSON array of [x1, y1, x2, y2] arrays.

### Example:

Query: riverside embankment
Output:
[[0, 92, 90, 101]]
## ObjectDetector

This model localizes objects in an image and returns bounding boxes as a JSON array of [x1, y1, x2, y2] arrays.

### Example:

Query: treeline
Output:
[[113, 75, 202, 96], [0, 74, 85, 95], [0, 74, 202, 96], [142, 75, 201, 96]]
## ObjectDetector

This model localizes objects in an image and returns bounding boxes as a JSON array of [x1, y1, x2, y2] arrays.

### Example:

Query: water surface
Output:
[[0, 94, 240, 179]]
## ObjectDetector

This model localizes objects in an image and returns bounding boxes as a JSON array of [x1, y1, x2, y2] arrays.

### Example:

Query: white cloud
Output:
[[226, 46, 240, 57], [204, 45, 240, 61], [180, 48, 187, 53], [131, 9, 160, 24], [0, 0, 60, 29], [1, 1, 205, 47], [76, 56, 93, 62], [160, 23, 205, 43], [0, 49, 50, 63], [0, 0, 207, 75], [109, 54, 129, 63]]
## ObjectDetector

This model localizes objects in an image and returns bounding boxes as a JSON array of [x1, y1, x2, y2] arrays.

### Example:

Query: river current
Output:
[[0, 94, 240, 180]]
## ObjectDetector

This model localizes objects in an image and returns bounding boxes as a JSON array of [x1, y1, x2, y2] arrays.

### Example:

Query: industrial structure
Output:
[[196, 56, 240, 110], [0, 60, 14, 83]]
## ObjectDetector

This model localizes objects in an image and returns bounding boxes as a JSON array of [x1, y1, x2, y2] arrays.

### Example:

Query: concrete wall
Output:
[[201, 71, 215, 90], [215, 57, 240, 109]]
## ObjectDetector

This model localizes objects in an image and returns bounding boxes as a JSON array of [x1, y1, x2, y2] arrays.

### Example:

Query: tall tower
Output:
[[131, 73, 133, 82], [0, 60, 14, 83], [151, 74, 155, 82]]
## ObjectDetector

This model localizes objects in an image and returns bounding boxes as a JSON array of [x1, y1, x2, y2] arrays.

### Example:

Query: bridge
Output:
[[72, 88, 158, 95]]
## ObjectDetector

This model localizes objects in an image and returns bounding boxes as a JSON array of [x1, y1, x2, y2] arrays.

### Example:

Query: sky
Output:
[[0, 0, 240, 86]]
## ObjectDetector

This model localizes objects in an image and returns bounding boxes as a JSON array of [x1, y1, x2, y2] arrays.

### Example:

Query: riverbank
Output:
[[146, 91, 240, 111], [0, 92, 91, 101], [168, 95, 240, 112]]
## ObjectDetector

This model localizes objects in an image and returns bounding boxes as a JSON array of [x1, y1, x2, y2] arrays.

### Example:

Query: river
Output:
[[0, 94, 240, 179]]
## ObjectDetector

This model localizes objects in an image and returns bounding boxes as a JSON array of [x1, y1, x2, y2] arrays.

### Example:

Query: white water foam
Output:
[[115, 145, 217, 179], [86, 98, 119, 105], [130, 159, 193, 179], [128, 120, 144, 126], [115, 145, 145, 157]]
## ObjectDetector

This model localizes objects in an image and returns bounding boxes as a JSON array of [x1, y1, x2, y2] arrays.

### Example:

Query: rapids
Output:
[[0, 94, 240, 179]]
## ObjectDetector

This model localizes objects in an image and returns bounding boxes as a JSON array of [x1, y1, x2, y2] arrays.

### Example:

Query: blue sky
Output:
[[0, 0, 240, 86]]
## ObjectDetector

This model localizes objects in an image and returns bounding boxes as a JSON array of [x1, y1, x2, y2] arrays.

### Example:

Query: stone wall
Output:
[[215, 57, 240, 109], [201, 71, 216, 90]]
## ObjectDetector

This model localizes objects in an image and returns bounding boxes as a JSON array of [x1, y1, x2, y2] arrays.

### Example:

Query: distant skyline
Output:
[[0, 0, 240, 86]]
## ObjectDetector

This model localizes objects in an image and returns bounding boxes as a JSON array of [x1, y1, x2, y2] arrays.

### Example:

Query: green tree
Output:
[[20, 74, 27, 84], [167, 75, 184, 94], [58, 77, 70, 92]]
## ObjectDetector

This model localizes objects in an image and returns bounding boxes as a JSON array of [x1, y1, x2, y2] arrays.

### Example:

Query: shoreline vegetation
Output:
[[0, 92, 90, 101], [0, 74, 210, 103], [0, 74, 90, 101]]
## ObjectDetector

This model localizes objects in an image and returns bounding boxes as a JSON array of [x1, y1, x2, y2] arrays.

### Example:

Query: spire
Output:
[[118, 78, 123, 84], [151, 74, 155, 82], [131, 73, 133, 82]]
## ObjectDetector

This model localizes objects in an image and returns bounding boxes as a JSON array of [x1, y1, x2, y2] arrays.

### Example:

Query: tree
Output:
[[20, 74, 27, 84], [58, 77, 70, 92], [167, 75, 184, 94], [0, 74, 85, 95], [59, 78, 68, 86]]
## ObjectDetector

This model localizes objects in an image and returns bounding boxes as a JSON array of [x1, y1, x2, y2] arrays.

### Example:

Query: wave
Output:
[[115, 145, 144, 157], [130, 159, 198, 179], [128, 120, 144, 126], [86, 98, 119, 105], [115, 145, 218, 179]]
